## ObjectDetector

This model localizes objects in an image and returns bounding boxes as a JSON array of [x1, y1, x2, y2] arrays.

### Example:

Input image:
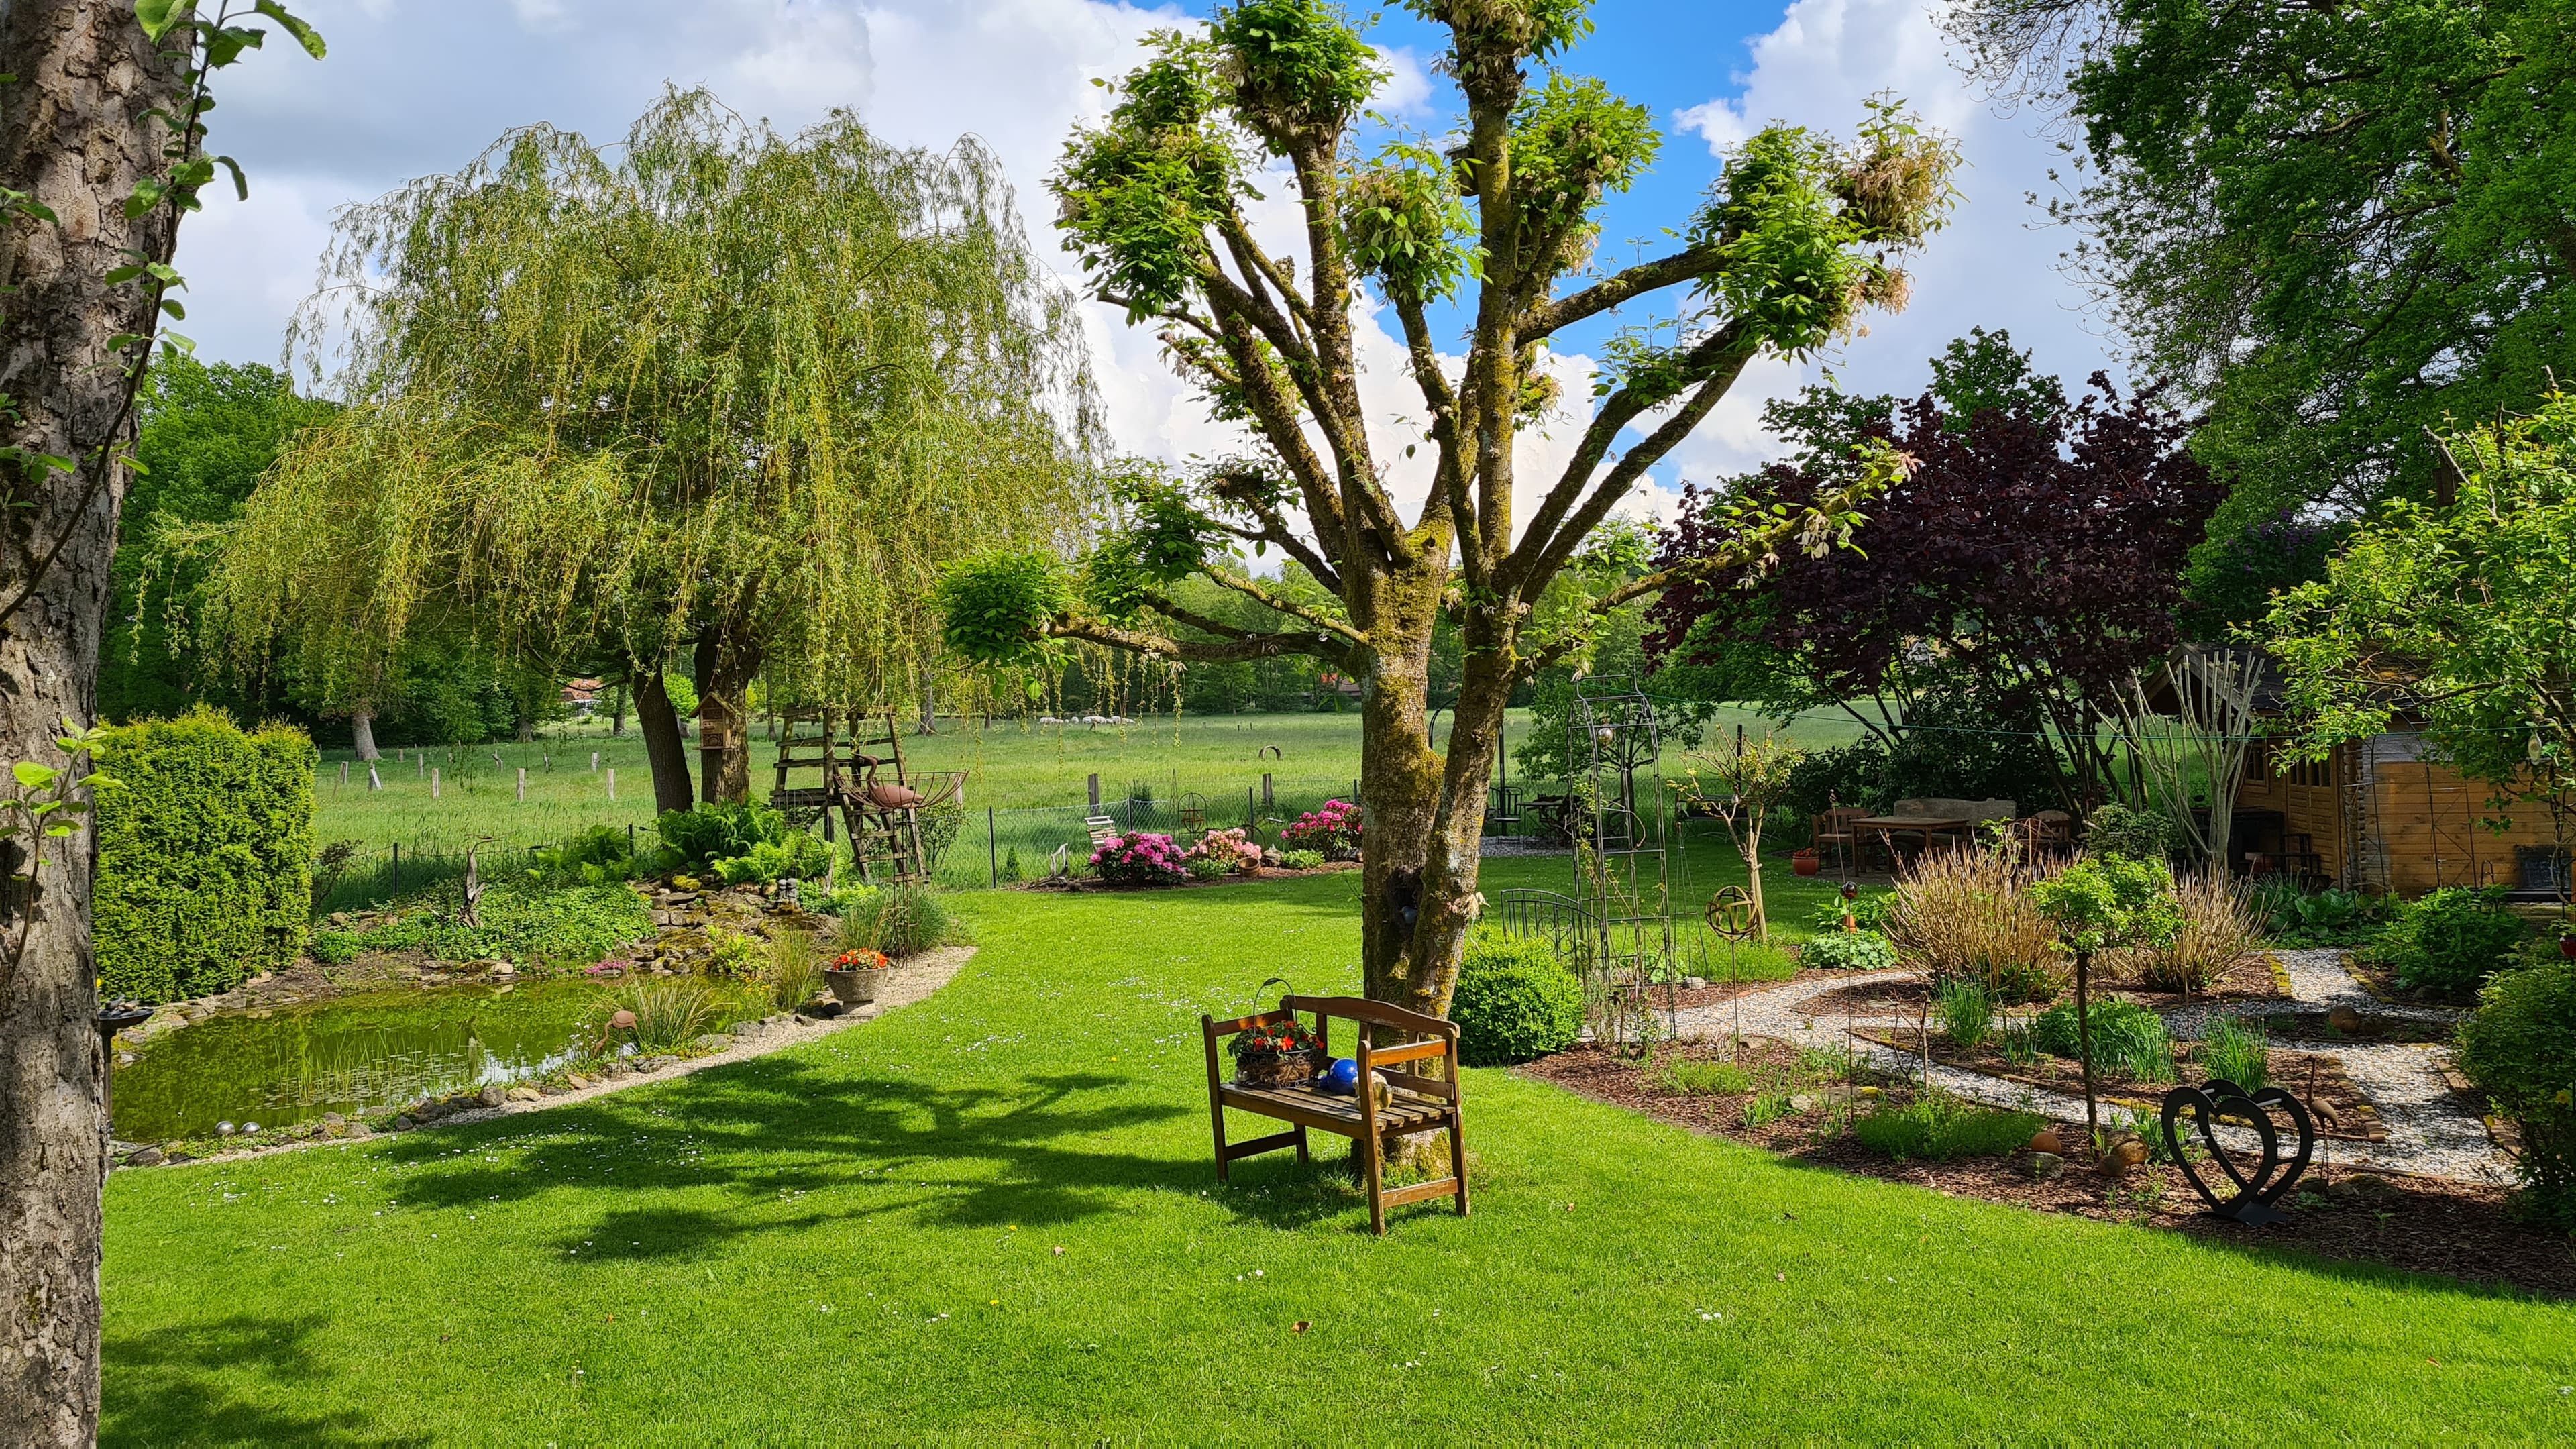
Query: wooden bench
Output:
[[1199, 994, 1469, 1234]]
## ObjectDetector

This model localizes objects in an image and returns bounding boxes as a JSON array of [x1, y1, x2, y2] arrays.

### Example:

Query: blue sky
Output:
[[178, 0, 2119, 522]]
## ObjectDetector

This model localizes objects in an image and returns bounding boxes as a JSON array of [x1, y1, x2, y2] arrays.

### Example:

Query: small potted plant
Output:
[[824, 947, 891, 1006], [1791, 847, 1823, 877], [1228, 1015, 1323, 1087]]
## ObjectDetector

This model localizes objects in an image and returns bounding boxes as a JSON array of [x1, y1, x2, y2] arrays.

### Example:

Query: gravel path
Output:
[[1670, 951, 2511, 1183]]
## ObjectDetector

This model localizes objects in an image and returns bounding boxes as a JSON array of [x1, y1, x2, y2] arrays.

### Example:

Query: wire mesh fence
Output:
[[310, 774, 1372, 910]]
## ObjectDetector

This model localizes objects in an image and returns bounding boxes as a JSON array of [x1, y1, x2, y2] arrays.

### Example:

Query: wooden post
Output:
[[391, 841, 401, 894], [1087, 773, 1101, 810], [2075, 949, 2098, 1141], [431, 767, 441, 800], [606, 768, 616, 802], [367, 763, 382, 791], [1262, 773, 1275, 810], [416, 751, 424, 778], [517, 767, 527, 802], [989, 806, 999, 888], [590, 751, 599, 773], [339, 761, 348, 789]]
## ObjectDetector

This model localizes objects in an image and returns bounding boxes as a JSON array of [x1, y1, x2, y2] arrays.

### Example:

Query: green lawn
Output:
[[312, 705, 1866, 856], [103, 877, 2571, 1440]]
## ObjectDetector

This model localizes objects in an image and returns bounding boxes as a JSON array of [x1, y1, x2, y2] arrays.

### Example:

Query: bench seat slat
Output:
[[1217, 1082, 1448, 1134]]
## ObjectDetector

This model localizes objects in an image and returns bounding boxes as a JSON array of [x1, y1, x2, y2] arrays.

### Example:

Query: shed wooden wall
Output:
[[2237, 731, 2560, 896]]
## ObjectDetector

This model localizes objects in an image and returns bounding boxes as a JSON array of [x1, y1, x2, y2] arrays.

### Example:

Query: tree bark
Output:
[[514, 716, 535, 744], [349, 704, 380, 761], [631, 667, 694, 816], [0, 5, 189, 1440], [691, 625, 760, 805]]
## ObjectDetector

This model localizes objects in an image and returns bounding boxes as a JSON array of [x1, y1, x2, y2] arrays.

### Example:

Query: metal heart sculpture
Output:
[[2157, 1080, 2315, 1226]]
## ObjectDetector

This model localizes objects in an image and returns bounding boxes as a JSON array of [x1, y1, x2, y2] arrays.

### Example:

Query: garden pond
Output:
[[111, 979, 614, 1142]]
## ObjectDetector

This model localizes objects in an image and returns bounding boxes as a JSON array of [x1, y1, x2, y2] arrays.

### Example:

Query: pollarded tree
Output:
[[217, 89, 1099, 811], [936, 0, 1951, 1021]]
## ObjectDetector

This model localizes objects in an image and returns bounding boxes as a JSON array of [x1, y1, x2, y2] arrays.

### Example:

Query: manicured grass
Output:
[[103, 877, 2571, 1440]]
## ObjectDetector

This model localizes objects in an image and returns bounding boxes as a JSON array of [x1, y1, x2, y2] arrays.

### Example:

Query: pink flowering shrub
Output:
[[1280, 799, 1363, 859], [1091, 830, 1189, 885], [1183, 827, 1263, 875]]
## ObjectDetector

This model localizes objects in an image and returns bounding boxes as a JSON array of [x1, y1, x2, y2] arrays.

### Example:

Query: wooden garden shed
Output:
[[2149, 648, 2565, 899]]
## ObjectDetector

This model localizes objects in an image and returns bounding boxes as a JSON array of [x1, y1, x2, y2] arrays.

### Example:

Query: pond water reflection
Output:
[[113, 979, 612, 1142]]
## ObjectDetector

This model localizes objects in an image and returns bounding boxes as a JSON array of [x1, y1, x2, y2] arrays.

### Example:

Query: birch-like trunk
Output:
[[0, 6, 188, 1439]]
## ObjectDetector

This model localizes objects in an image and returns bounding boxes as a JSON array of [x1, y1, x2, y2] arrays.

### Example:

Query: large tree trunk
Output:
[[349, 704, 381, 761], [0, 6, 189, 1440], [631, 667, 694, 816], [692, 625, 760, 804]]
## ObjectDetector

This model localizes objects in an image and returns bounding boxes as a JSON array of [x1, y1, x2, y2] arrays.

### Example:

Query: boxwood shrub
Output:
[[94, 709, 315, 1003], [1450, 928, 1583, 1066], [2455, 959, 2576, 1227]]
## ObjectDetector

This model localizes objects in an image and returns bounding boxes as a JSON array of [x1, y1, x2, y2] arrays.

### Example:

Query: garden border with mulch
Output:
[[1521, 1036, 2574, 1299]]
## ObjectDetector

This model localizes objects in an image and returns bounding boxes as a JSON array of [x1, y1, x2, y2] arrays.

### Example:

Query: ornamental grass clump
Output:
[[766, 931, 825, 1014], [2198, 1014, 2271, 1091], [1935, 977, 1994, 1050], [1853, 1093, 2044, 1161], [1652, 1056, 1754, 1096], [599, 979, 724, 1055], [2132, 869, 2264, 994], [1885, 847, 2063, 1003], [837, 886, 952, 960], [1091, 830, 1189, 885]]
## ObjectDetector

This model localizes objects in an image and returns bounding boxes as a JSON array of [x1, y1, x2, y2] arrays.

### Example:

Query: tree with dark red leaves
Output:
[[1647, 331, 2224, 812]]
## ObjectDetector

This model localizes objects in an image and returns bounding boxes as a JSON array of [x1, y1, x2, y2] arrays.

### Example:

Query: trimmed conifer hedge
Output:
[[95, 710, 315, 1003]]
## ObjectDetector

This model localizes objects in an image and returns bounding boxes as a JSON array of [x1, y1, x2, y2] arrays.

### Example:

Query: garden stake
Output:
[[2076, 948, 2098, 1142]]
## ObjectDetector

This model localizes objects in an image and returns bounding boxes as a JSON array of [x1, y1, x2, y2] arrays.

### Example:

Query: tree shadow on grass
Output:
[[367, 1050, 1389, 1253], [104, 1313, 421, 1447]]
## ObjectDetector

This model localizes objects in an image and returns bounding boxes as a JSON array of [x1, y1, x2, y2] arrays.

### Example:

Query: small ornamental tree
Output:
[[937, 0, 1953, 1023], [2265, 392, 2576, 883], [1670, 733, 1807, 939], [2029, 853, 2182, 1139]]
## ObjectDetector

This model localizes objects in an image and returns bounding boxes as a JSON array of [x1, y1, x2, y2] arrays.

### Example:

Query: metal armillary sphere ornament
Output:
[[1705, 885, 1759, 1059]]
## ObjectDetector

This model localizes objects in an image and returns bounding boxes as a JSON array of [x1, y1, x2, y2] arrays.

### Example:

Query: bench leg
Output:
[[1447, 1118, 1470, 1218], [1210, 1098, 1230, 1183], [1295, 1124, 1309, 1164], [1362, 1128, 1386, 1236]]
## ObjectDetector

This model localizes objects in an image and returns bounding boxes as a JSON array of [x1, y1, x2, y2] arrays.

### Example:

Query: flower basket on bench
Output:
[[1227, 1016, 1322, 1087]]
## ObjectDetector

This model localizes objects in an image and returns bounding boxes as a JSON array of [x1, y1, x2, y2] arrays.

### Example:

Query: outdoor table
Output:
[[1851, 814, 1972, 867]]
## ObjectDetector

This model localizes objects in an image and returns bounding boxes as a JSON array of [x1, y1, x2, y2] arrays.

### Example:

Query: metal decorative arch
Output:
[[1567, 677, 1678, 1044]]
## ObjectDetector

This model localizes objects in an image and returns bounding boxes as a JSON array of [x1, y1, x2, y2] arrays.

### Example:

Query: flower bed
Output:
[[1091, 830, 1189, 885], [1279, 799, 1362, 860]]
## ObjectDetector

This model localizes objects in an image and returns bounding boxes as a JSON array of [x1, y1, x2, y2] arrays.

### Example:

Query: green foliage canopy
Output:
[[216, 88, 1099, 716]]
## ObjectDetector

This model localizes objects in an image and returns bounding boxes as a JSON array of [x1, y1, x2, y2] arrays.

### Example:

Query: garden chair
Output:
[[1200, 995, 1469, 1235], [1812, 807, 1864, 870]]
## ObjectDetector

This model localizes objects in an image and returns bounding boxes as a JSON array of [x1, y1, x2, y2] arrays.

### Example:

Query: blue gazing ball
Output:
[[1318, 1057, 1360, 1095]]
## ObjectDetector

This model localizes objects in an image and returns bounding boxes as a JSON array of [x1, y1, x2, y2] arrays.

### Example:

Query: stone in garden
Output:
[[391, 1116, 417, 1132], [166, 1151, 196, 1165], [506, 1087, 540, 1103], [2029, 1128, 2063, 1155], [1684, 977, 1707, 990], [2327, 1005, 2365, 1034], [127, 1146, 165, 1167], [2031, 1152, 2064, 1181], [324, 1120, 349, 1138], [478, 1083, 508, 1108], [347, 1121, 372, 1138], [2102, 1138, 2149, 1174], [1789, 1094, 1816, 1113], [2330, 1173, 2394, 1202], [323, 1112, 346, 1126]]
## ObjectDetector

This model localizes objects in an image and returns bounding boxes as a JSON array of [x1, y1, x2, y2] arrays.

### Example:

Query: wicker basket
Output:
[[1234, 1047, 1318, 1088]]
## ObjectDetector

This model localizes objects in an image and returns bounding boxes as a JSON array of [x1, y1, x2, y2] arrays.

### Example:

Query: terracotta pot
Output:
[[1792, 849, 1823, 877], [1233, 1048, 1318, 1089], [824, 966, 885, 1006]]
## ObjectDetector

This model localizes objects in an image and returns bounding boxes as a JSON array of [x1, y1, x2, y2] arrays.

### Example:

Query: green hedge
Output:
[[95, 710, 315, 1004]]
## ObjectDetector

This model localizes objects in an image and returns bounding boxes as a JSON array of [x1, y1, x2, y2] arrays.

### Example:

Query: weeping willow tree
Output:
[[216, 88, 1099, 807]]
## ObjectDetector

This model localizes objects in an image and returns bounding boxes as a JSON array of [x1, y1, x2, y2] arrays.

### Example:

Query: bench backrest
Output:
[[1281, 994, 1456, 1040]]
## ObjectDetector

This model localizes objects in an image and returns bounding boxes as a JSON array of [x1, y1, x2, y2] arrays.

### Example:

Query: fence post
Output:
[[989, 805, 999, 888], [517, 767, 527, 802], [591, 751, 600, 773], [1247, 786, 1256, 829], [391, 841, 400, 894], [1088, 773, 1101, 811], [367, 763, 382, 791], [627, 823, 635, 856], [339, 761, 348, 789], [606, 767, 616, 802], [416, 751, 424, 778], [1262, 773, 1274, 810], [431, 767, 441, 799]]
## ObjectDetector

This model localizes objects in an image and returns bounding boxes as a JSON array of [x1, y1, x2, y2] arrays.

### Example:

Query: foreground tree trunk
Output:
[[0, 6, 189, 1440], [631, 667, 694, 816]]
